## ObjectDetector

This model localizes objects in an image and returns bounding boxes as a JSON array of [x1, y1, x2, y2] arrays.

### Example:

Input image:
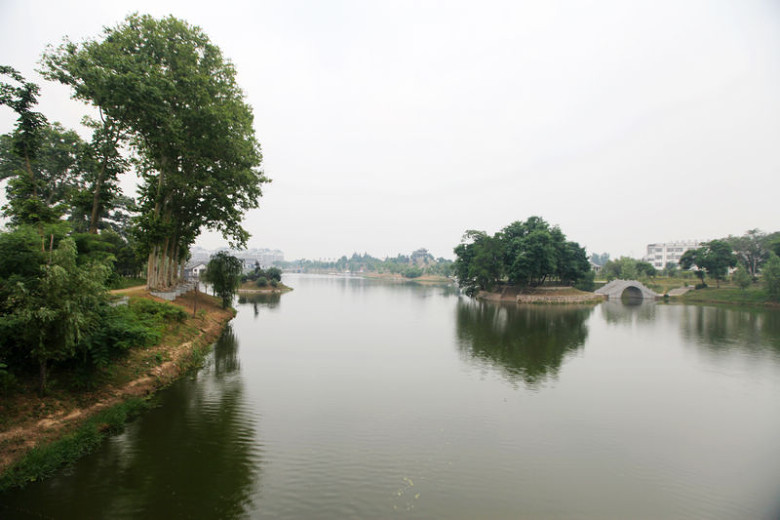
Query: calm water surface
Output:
[[3, 274, 780, 519]]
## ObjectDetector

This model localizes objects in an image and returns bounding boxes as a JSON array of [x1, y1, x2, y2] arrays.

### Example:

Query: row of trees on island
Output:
[[453, 216, 591, 296], [0, 14, 265, 394]]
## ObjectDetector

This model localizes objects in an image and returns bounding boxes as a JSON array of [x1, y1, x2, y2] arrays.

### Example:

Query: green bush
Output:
[[256, 276, 268, 287], [0, 362, 17, 395], [403, 267, 423, 278], [129, 298, 188, 323]]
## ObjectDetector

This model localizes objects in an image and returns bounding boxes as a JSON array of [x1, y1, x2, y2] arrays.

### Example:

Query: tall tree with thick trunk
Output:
[[43, 14, 268, 290]]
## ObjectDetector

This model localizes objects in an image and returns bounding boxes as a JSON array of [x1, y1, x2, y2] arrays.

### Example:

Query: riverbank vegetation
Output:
[[1, 13, 263, 391], [453, 216, 592, 296], [0, 287, 233, 488], [237, 264, 292, 292], [0, 13, 263, 486]]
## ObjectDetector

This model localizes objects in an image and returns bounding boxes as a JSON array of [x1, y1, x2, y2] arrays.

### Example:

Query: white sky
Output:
[[1, 0, 779, 260]]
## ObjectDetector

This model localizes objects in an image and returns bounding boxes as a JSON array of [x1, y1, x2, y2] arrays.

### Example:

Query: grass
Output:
[[0, 397, 152, 492], [677, 284, 772, 306], [110, 277, 147, 290]]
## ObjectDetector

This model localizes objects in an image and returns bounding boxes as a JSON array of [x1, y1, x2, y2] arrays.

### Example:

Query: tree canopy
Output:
[[454, 217, 590, 296], [204, 252, 243, 309], [679, 239, 737, 288], [42, 14, 268, 289]]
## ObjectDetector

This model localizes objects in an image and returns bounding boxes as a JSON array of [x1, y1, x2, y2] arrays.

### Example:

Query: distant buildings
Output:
[[184, 247, 285, 277], [644, 240, 702, 270]]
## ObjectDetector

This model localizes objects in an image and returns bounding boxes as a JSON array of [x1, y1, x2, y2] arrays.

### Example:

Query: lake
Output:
[[3, 274, 780, 519]]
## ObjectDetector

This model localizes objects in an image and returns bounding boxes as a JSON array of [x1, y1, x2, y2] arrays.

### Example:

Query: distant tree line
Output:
[[453, 216, 591, 296], [281, 248, 454, 279]]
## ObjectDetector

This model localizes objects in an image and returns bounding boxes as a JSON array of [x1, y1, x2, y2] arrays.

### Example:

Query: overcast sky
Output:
[[2, 0, 779, 260]]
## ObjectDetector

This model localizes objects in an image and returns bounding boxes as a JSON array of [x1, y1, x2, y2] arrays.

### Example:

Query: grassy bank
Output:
[[0, 287, 234, 490], [360, 272, 453, 284], [0, 397, 151, 491], [676, 285, 775, 307], [479, 286, 604, 305]]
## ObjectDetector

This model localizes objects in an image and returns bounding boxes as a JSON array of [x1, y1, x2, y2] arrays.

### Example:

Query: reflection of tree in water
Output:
[[456, 300, 592, 388], [2, 326, 262, 519], [599, 300, 658, 325], [679, 305, 780, 354], [238, 292, 281, 317], [214, 323, 241, 377]]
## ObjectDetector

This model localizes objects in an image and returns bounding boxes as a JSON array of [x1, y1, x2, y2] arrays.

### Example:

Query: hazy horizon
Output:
[[2, 0, 779, 261]]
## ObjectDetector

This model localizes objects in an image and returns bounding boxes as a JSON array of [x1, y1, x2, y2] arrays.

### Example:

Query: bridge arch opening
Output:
[[621, 285, 644, 303]]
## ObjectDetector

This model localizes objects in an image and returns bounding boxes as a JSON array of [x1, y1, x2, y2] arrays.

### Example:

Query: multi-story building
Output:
[[645, 240, 702, 270]]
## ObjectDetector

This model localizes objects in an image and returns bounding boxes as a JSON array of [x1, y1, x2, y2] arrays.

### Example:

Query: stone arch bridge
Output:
[[595, 279, 661, 301]]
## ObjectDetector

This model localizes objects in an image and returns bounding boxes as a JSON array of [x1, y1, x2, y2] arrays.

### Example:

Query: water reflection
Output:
[[1, 326, 262, 520], [456, 299, 592, 388], [599, 300, 658, 325], [238, 292, 281, 317], [679, 305, 780, 355]]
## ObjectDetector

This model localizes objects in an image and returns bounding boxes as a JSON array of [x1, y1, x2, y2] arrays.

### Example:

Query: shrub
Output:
[[256, 277, 268, 287], [763, 253, 780, 302], [130, 298, 188, 323]]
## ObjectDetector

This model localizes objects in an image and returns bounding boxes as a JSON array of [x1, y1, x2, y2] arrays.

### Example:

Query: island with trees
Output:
[[453, 216, 601, 304]]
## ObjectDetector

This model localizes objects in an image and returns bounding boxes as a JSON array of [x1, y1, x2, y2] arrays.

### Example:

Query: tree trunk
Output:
[[88, 161, 107, 234], [38, 359, 47, 396], [159, 236, 170, 289]]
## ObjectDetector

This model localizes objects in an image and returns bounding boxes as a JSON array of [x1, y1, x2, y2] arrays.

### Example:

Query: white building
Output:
[[645, 240, 702, 270]]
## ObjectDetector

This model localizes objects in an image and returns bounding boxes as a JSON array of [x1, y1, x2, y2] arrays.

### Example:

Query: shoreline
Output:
[[237, 282, 293, 294], [478, 286, 605, 305], [0, 288, 235, 488], [359, 273, 454, 284]]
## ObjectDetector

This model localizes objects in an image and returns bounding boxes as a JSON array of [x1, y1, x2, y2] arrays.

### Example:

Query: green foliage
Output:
[[679, 240, 737, 288], [453, 217, 590, 295], [454, 230, 504, 295], [662, 262, 679, 277], [129, 298, 188, 324], [403, 266, 423, 278], [204, 252, 243, 308], [4, 238, 110, 394], [265, 266, 282, 282], [681, 285, 770, 306], [574, 269, 596, 292], [255, 276, 268, 287], [732, 265, 751, 291], [0, 397, 151, 492], [763, 252, 780, 302], [0, 361, 17, 395], [43, 14, 269, 290], [725, 229, 770, 280], [0, 124, 87, 226]]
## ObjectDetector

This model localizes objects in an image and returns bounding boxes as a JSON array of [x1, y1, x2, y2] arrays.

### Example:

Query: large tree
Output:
[[0, 123, 87, 225], [43, 14, 268, 290], [679, 240, 737, 288], [726, 229, 769, 280], [0, 66, 55, 228], [204, 251, 243, 309], [453, 230, 504, 296]]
